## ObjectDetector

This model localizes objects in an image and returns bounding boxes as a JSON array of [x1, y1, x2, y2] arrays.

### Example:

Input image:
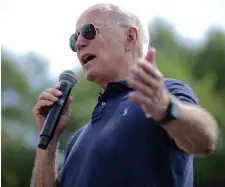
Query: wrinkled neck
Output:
[[99, 55, 139, 90]]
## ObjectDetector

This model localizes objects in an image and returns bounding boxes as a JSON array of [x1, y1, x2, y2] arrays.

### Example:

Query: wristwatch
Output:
[[157, 99, 179, 125]]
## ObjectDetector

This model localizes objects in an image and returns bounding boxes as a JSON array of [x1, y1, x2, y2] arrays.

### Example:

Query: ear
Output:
[[125, 27, 138, 51]]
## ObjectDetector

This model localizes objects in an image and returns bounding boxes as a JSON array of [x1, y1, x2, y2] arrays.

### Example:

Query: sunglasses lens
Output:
[[69, 33, 77, 52], [69, 24, 96, 52], [81, 24, 96, 40]]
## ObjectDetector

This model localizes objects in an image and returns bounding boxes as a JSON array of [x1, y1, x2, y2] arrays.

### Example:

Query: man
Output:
[[30, 3, 218, 187]]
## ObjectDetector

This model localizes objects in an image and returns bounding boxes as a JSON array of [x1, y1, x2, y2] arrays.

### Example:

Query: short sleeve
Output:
[[164, 78, 199, 105], [65, 127, 85, 160], [162, 78, 199, 150], [57, 126, 85, 184]]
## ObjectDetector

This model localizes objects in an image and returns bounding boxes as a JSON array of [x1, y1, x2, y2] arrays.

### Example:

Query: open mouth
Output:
[[83, 55, 96, 65]]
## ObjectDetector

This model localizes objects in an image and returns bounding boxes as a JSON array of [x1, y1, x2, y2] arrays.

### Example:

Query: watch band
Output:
[[157, 99, 178, 125]]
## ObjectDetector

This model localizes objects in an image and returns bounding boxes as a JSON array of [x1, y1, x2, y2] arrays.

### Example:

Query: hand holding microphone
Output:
[[32, 70, 77, 150]]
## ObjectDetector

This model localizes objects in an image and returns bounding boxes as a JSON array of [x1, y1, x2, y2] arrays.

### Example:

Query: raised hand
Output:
[[127, 48, 170, 121]]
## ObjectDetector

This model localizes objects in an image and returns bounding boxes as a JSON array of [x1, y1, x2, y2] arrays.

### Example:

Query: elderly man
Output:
[[30, 3, 218, 187]]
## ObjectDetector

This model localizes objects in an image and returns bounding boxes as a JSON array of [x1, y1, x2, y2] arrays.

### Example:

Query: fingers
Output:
[[128, 77, 162, 103], [127, 48, 165, 108], [129, 91, 153, 107], [53, 84, 60, 89], [33, 100, 54, 115], [145, 48, 156, 65], [136, 61, 162, 80], [128, 47, 162, 93], [131, 63, 161, 90], [34, 84, 62, 114], [34, 84, 73, 114], [68, 96, 73, 103], [44, 85, 62, 97], [38, 92, 59, 102], [128, 60, 163, 95], [127, 78, 154, 97], [38, 84, 62, 102], [128, 48, 170, 121]]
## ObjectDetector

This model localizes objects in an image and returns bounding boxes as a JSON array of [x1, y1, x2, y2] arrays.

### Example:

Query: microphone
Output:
[[38, 70, 77, 150]]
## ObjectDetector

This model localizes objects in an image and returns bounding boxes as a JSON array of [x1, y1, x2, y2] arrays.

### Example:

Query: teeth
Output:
[[83, 55, 91, 63], [83, 56, 90, 63], [84, 55, 89, 61], [83, 54, 96, 64]]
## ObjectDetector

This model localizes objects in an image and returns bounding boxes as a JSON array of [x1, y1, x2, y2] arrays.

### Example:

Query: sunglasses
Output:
[[69, 23, 129, 52]]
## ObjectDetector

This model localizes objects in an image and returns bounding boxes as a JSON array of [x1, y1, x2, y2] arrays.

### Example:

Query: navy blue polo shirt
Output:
[[57, 78, 198, 187]]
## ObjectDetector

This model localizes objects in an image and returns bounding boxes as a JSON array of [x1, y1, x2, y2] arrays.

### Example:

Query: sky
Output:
[[1, 0, 225, 78]]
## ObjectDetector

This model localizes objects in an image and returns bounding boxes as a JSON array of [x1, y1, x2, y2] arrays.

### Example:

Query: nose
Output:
[[75, 35, 88, 51]]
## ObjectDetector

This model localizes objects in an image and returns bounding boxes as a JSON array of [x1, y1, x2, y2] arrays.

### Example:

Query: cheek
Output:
[[110, 35, 124, 49], [95, 34, 125, 61], [101, 33, 124, 50]]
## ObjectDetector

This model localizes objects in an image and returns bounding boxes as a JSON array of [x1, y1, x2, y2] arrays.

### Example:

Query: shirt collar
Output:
[[97, 78, 133, 101]]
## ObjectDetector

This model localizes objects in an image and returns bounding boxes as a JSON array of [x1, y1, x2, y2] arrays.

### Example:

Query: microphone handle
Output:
[[38, 81, 72, 150]]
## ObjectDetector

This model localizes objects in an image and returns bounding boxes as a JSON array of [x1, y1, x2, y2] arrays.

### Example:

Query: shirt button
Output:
[[101, 102, 106, 106]]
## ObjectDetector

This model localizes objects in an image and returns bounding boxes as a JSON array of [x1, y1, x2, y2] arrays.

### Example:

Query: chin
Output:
[[84, 70, 106, 86], [84, 70, 99, 82]]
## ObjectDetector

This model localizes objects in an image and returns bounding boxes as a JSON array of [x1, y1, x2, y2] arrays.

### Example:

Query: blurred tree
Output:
[[2, 49, 34, 129], [19, 51, 53, 90], [1, 128, 35, 187], [148, 17, 196, 64], [191, 28, 225, 93]]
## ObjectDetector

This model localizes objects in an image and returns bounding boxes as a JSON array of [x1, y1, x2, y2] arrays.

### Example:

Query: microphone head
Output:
[[59, 70, 77, 87]]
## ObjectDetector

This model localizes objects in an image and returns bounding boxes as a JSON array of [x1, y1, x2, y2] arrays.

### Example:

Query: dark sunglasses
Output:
[[69, 23, 129, 52]]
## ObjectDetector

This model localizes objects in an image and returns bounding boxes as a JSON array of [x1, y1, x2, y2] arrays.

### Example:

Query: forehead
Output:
[[76, 8, 116, 31]]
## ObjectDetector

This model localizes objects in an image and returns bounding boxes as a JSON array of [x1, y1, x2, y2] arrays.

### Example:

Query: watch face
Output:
[[171, 101, 179, 119]]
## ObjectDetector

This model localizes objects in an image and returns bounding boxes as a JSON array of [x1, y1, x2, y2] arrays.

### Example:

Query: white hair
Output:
[[89, 3, 150, 58]]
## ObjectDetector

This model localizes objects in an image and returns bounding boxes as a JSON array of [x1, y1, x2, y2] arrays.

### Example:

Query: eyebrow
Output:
[[75, 23, 83, 33], [118, 23, 132, 28], [75, 27, 80, 34]]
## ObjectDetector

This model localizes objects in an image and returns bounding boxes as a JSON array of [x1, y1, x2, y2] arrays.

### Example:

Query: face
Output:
[[71, 7, 138, 88]]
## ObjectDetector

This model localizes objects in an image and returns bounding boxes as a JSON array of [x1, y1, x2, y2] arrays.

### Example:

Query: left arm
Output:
[[127, 48, 218, 155], [161, 94, 218, 154]]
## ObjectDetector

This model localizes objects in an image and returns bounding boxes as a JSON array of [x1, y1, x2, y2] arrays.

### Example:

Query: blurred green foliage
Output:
[[1, 18, 225, 187]]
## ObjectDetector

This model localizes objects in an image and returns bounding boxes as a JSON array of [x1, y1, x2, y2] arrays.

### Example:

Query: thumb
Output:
[[145, 48, 156, 65]]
